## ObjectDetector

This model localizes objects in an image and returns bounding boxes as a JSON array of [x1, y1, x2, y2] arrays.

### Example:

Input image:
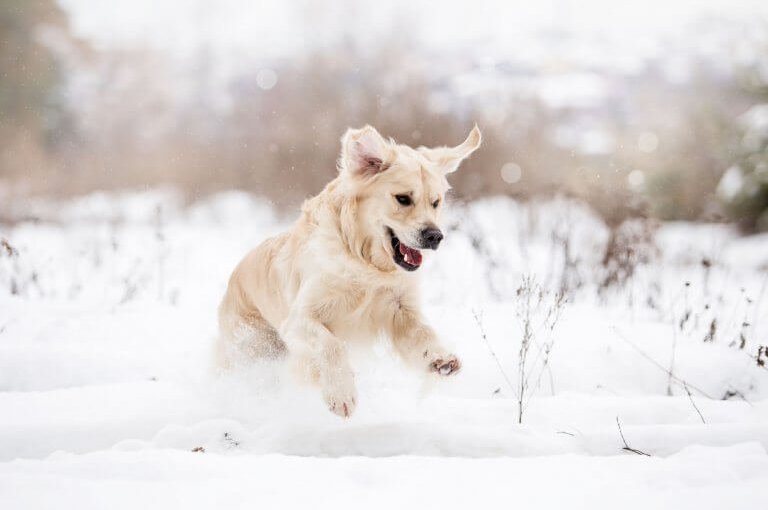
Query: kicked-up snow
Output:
[[1, 190, 767, 509]]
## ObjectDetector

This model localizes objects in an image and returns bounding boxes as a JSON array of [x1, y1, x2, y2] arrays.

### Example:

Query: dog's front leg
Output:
[[391, 306, 461, 376], [281, 304, 357, 418]]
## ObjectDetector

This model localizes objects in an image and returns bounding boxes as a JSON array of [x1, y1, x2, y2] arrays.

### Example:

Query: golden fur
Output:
[[217, 124, 481, 417]]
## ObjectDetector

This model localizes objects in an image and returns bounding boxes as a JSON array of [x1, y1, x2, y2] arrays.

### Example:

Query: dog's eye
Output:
[[395, 194, 412, 206], [432, 199, 440, 208]]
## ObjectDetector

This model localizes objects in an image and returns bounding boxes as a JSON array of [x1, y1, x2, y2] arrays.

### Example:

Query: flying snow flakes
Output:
[[627, 169, 645, 190], [256, 69, 278, 90], [500, 162, 522, 184]]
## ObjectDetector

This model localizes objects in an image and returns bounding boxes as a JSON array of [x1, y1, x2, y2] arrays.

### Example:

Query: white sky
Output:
[[59, 0, 768, 62]]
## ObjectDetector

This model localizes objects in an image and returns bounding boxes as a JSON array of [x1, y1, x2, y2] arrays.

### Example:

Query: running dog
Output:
[[217, 124, 481, 417]]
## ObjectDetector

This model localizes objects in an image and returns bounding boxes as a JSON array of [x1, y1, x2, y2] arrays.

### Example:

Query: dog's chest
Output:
[[328, 283, 403, 340]]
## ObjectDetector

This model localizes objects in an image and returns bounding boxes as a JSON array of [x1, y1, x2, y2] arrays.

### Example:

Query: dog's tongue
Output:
[[399, 243, 422, 266]]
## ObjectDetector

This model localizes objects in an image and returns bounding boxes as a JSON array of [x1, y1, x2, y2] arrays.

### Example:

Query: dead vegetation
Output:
[[599, 218, 659, 297], [0, 237, 41, 297], [1, 1, 755, 229], [473, 275, 566, 424], [616, 416, 651, 456]]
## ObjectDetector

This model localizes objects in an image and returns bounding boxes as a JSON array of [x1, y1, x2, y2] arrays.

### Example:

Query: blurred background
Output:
[[2, 0, 768, 230]]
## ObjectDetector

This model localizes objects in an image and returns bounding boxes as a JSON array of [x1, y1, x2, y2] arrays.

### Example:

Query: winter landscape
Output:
[[3, 0, 768, 508], [1, 190, 767, 508]]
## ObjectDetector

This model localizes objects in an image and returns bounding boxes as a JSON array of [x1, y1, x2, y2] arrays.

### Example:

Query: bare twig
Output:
[[683, 383, 706, 423], [616, 416, 651, 456], [668, 326, 678, 396], [472, 309, 515, 395], [668, 283, 690, 396], [513, 277, 565, 424], [611, 325, 714, 399]]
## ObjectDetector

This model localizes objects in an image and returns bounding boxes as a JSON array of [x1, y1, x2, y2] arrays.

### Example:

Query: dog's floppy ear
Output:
[[420, 125, 482, 174], [340, 125, 390, 177]]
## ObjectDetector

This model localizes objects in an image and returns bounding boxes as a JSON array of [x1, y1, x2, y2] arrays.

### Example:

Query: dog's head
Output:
[[337, 125, 481, 272]]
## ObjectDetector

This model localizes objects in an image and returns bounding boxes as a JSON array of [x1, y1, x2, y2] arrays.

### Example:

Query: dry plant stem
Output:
[[529, 308, 564, 408], [749, 351, 768, 372], [611, 326, 714, 399], [668, 326, 678, 396], [473, 278, 564, 423], [684, 383, 706, 424], [616, 416, 651, 456], [668, 284, 689, 396], [518, 286, 532, 423], [472, 309, 515, 394], [514, 276, 565, 424]]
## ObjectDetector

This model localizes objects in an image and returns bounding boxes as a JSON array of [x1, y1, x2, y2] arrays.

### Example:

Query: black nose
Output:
[[420, 227, 443, 250]]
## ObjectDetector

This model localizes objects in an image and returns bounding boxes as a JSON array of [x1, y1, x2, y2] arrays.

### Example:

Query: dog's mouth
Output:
[[387, 228, 422, 271]]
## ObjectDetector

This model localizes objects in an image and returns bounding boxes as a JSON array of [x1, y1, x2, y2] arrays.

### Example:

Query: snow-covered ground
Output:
[[1, 190, 767, 509]]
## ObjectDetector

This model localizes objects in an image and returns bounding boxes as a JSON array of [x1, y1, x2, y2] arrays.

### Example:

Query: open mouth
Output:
[[387, 228, 422, 271]]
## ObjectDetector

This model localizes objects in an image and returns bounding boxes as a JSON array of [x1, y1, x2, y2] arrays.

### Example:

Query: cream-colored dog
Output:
[[217, 125, 481, 417]]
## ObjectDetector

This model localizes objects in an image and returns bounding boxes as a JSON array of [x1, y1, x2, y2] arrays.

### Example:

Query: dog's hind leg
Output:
[[216, 306, 287, 370]]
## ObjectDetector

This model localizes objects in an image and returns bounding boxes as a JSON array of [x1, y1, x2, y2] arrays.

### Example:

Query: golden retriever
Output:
[[217, 124, 481, 417]]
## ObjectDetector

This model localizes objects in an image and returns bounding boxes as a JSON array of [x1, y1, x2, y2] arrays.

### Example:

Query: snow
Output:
[[1, 190, 768, 509], [4, 444, 768, 510]]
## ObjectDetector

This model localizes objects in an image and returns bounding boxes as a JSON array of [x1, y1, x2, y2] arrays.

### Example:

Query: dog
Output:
[[216, 124, 481, 417]]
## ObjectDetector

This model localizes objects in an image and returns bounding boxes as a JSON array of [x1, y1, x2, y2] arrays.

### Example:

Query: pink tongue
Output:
[[399, 243, 423, 266]]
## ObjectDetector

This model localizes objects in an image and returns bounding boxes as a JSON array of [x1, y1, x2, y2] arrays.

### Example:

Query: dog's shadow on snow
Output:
[[181, 358, 578, 458], [269, 420, 576, 457]]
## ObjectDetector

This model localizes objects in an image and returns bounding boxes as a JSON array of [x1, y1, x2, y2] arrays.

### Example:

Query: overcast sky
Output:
[[59, 0, 768, 62]]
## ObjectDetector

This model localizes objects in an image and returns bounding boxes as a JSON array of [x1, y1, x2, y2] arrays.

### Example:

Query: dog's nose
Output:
[[420, 227, 443, 249]]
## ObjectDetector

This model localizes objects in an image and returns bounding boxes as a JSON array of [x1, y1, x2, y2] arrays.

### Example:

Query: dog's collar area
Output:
[[387, 228, 422, 271]]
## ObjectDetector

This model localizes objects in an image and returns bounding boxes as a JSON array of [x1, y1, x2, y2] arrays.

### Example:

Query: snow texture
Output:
[[1, 190, 768, 509]]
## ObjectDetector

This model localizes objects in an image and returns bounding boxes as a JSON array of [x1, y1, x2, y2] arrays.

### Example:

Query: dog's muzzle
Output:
[[420, 227, 443, 250]]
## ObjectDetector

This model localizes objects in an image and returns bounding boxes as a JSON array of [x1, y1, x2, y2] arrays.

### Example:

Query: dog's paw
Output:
[[323, 388, 357, 418], [321, 371, 357, 418], [427, 352, 461, 376]]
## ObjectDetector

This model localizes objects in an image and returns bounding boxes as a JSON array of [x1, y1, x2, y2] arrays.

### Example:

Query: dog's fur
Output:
[[216, 125, 481, 417]]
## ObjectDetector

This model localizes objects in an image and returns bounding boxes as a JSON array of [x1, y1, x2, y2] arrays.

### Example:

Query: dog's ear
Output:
[[340, 125, 390, 177], [419, 125, 482, 174]]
